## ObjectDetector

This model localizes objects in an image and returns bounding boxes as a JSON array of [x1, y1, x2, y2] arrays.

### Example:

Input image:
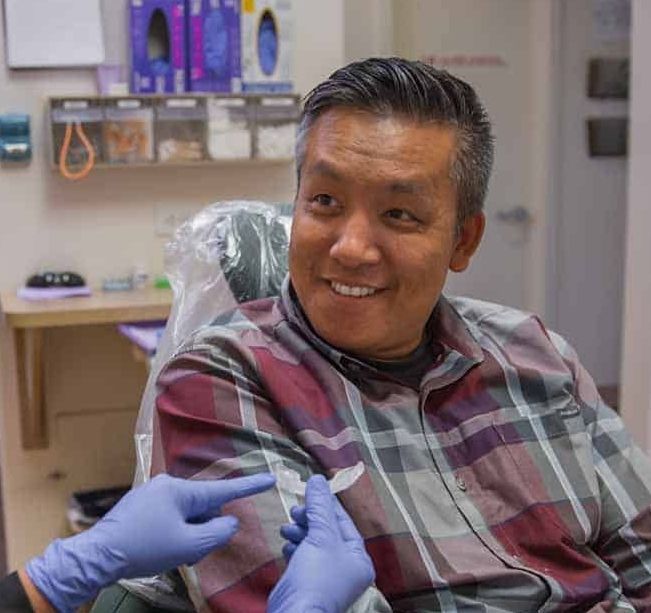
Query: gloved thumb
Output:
[[187, 515, 240, 563], [305, 475, 338, 544]]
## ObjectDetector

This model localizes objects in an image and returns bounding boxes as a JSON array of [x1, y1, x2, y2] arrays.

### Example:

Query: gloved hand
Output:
[[267, 475, 375, 613], [26, 472, 275, 612]]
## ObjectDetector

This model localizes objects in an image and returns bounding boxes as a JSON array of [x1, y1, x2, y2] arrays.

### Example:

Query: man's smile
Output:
[[329, 280, 383, 298]]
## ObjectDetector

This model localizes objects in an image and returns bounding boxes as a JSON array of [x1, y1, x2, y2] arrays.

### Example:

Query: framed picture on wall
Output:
[[586, 117, 628, 157], [587, 58, 629, 99], [4, 0, 105, 68]]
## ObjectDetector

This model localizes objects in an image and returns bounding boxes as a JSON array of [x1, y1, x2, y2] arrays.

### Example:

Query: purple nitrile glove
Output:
[[268, 475, 375, 613], [26, 473, 275, 612]]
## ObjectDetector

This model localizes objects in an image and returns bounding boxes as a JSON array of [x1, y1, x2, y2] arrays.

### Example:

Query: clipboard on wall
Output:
[[4, 0, 105, 68]]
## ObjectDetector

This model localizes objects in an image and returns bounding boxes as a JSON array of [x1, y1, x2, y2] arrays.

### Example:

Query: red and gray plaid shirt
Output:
[[153, 279, 651, 612]]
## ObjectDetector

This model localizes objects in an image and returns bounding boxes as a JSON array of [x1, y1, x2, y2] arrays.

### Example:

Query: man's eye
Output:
[[313, 194, 335, 207], [386, 209, 418, 222]]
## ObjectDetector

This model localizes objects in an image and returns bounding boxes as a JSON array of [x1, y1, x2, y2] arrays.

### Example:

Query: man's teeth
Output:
[[331, 282, 377, 297]]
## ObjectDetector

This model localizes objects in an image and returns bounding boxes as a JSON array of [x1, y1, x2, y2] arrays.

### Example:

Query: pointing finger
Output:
[[177, 473, 276, 519]]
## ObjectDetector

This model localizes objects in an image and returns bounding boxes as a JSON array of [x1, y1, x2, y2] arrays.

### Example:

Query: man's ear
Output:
[[449, 212, 485, 273]]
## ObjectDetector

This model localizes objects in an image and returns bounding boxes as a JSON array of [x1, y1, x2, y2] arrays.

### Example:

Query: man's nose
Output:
[[329, 213, 382, 267]]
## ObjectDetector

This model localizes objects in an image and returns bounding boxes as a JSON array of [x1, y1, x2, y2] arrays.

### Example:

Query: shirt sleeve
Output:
[[550, 331, 651, 607], [0, 572, 34, 613], [152, 333, 318, 613]]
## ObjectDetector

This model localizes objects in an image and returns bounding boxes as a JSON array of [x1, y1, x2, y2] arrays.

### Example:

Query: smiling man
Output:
[[290, 108, 483, 362], [153, 58, 651, 611]]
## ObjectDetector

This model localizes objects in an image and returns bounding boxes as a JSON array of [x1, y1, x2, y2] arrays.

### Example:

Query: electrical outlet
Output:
[[154, 203, 197, 237]]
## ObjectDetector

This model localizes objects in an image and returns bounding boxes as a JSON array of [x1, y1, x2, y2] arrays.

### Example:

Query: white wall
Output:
[[0, 0, 344, 568], [344, 0, 394, 61], [620, 0, 651, 449]]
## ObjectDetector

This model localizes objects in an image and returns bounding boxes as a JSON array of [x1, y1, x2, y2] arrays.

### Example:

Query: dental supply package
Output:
[[241, 0, 293, 92], [155, 96, 207, 162], [0, 113, 31, 163], [130, 0, 187, 93], [254, 94, 299, 159], [207, 96, 254, 159], [50, 99, 104, 167], [187, 0, 242, 92], [103, 98, 154, 164]]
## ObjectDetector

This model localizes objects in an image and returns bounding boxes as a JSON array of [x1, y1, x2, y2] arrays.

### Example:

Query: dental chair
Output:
[[92, 201, 292, 612]]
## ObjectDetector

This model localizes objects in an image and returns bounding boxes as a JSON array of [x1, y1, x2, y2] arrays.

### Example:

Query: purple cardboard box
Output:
[[187, 0, 241, 93], [130, 0, 187, 94]]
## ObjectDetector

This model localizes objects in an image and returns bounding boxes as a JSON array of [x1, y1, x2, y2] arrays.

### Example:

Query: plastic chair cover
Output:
[[133, 200, 292, 487]]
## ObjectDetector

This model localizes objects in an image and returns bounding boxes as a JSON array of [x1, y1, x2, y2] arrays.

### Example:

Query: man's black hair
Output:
[[296, 57, 495, 226]]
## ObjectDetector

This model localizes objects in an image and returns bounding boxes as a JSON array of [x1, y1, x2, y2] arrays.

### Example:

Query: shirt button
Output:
[[455, 476, 467, 491]]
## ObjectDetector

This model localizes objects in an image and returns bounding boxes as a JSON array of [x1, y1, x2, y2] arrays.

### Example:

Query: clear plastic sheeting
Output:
[[273, 462, 365, 498], [121, 201, 292, 610], [133, 200, 292, 487]]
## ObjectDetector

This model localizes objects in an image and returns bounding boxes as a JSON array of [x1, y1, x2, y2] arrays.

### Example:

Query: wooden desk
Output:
[[0, 289, 172, 450]]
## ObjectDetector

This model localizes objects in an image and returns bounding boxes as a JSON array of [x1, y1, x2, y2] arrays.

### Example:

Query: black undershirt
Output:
[[361, 332, 436, 390], [0, 572, 32, 612]]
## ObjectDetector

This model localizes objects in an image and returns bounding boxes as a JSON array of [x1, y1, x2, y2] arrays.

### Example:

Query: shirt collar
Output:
[[280, 275, 484, 386]]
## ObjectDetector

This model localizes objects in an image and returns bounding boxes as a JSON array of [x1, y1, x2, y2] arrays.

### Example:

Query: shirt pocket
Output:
[[490, 399, 599, 547]]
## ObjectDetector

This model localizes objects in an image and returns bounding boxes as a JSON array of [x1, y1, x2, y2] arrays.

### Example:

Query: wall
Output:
[[0, 0, 345, 568], [619, 0, 651, 448], [344, 0, 393, 61], [553, 0, 630, 386]]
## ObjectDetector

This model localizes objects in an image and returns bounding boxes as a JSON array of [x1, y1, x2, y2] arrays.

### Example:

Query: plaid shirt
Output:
[[153, 279, 651, 612]]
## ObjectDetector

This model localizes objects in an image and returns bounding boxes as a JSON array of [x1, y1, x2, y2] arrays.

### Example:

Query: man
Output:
[[2, 474, 373, 613], [153, 57, 651, 611]]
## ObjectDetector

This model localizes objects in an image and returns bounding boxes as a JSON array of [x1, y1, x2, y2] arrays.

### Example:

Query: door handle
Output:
[[495, 206, 532, 225]]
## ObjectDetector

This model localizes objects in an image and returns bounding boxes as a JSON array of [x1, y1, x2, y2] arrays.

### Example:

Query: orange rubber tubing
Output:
[[58, 121, 96, 181]]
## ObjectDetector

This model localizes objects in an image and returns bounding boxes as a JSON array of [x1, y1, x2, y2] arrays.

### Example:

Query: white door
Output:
[[392, 0, 540, 311]]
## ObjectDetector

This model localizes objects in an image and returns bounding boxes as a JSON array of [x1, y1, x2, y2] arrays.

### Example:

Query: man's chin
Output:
[[315, 329, 387, 360]]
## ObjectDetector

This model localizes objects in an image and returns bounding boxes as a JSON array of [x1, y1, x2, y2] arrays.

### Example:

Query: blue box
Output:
[[130, 0, 187, 94], [186, 0, 241, 92], [241, 0, 293, 93]]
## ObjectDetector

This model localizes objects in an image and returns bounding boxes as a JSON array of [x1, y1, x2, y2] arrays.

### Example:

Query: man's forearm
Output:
[[17, 569, 54, 613]]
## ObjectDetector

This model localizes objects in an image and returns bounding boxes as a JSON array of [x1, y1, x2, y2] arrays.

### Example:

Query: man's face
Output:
[[289, 108, 484, 360]]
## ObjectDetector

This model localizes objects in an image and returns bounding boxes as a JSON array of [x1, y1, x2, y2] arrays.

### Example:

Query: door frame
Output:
[[525, 0, 564, 326]]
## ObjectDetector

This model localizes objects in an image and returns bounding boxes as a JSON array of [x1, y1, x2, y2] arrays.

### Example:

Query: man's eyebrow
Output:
[[305, 159, 344, 181], [307, 160, 428, 193], [386, 180, 426, 195]]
